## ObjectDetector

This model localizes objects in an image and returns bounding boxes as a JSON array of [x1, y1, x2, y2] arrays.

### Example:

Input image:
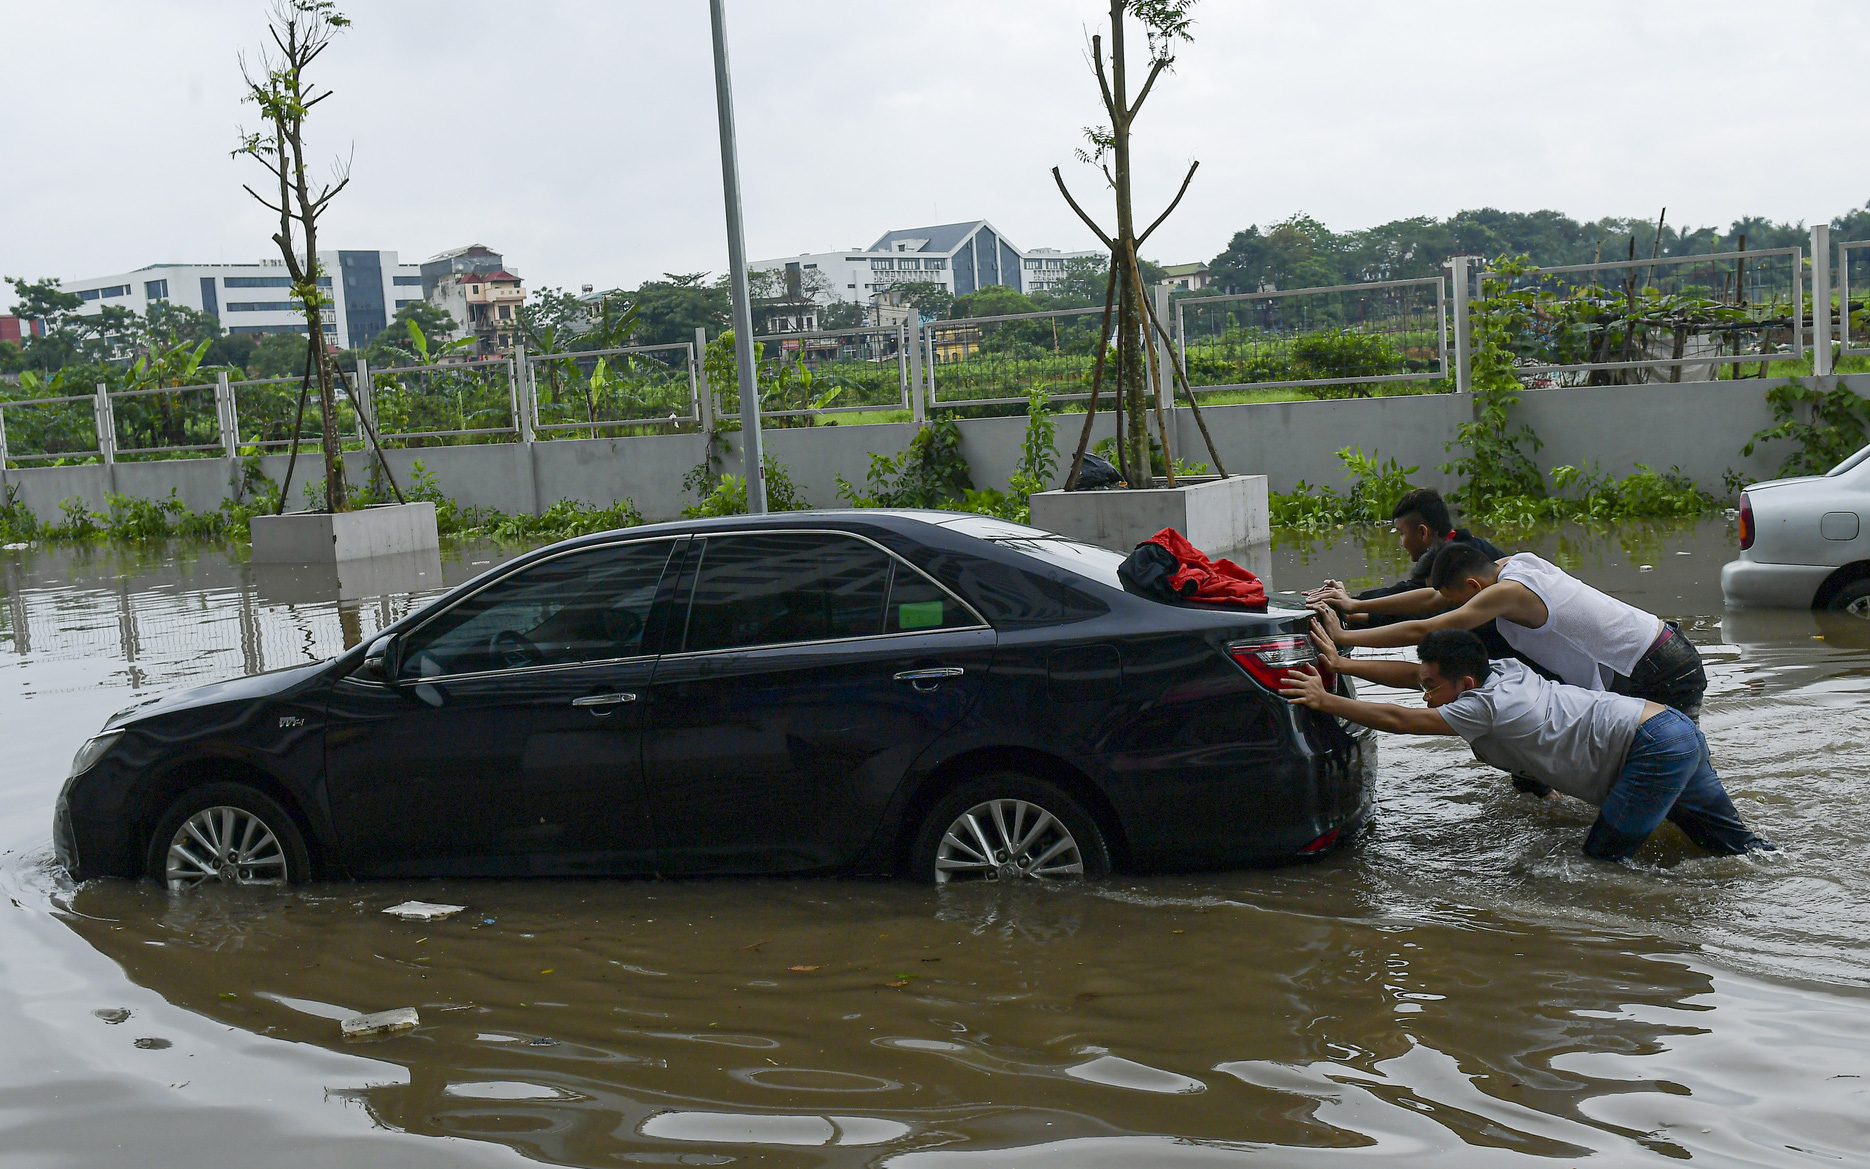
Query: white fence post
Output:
[[94, 382, 116, 465], [1451, 256, 1472, 394], [215, 370, 238, 459], [355, 357, 374, 440], [907, 315, 925, 426], [0, 404, 10, 491], [514, 342, 536, 443], [1812, 223, 1833, 376], [694, 327, 714, 432], [924, 326, 937, 409]]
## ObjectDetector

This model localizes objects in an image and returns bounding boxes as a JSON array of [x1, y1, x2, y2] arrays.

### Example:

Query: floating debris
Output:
[[383, 901, 466, 922], [341, 1007, 419, 1039], [133, 1037, 172, 1050], [93, 1008, 131, 1024]]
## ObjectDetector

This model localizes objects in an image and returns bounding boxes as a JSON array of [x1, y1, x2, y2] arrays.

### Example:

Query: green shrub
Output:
[[836, 416, 974, 508]]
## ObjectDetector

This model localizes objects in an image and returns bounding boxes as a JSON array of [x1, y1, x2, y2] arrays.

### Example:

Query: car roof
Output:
[[549, 508, 1063, 548]]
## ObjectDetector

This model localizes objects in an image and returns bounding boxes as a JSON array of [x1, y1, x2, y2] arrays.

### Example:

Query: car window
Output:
[[914, 549, 1111, 629], [1826, 443, 1870, 478], [992, 536, 1127, 592], [682, 533, 893, 652], [398, 540, 676, 677], [883, 561, 979, 634]]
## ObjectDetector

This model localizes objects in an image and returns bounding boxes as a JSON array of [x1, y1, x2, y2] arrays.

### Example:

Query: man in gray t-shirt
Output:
[[1280, 628, 1772, 861]]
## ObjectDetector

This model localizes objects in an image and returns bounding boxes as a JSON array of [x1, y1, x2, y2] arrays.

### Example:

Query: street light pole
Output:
[[708, 0, 766, 513]]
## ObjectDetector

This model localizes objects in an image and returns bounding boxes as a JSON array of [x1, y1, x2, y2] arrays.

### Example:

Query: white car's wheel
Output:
[[1826, 578, 1870, 620]]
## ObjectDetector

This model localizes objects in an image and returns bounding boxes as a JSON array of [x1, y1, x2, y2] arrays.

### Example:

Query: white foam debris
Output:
[[382, 901, 466, 921], [341, 1007, 419, 1038]]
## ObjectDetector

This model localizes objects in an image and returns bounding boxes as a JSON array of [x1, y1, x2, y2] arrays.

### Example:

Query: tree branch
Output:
[[1091, 34, 1117, 120], [1136, 159, 1199, 247], [241, 184, 288, 214], [1051, 167, 1115, 249], [1127, 55, 1172, 120]]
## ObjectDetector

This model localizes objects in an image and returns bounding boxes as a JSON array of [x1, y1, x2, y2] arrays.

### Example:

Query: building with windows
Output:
[[426, 267, 527, 354], [1156, 262, 1212, 292], [58, 251, 425, 350], [750, 221, 1099, 318]]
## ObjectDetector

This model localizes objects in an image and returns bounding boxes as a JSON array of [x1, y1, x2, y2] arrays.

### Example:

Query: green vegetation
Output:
[[1742, 380, 1870, 477], [1271, 446, 1716, 533]]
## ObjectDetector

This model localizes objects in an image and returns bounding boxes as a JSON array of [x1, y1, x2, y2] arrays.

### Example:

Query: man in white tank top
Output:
[[1312, 542, 1708, 720]]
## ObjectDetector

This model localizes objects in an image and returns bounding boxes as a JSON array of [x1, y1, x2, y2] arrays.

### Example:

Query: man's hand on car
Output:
[[1278, 664, 1331, 709], [1308, 618, 1344, 671], [1305, 581, 1356, 612], [1309, 602, 1348, 642]]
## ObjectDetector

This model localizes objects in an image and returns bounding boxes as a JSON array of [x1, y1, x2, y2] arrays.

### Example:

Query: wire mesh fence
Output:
[[717, 328, 909, 421], [1175, 278, 1448, 397], [108, 382, 223, 458], [1475, 247, 1804, 384], [526, 343, 696, 436], [925, 308, 1107, 408], [228, 374, 362, 453], [371, 358, 520, 444], [1840, 240, 1870, 357], [0, 393, 103, 465]]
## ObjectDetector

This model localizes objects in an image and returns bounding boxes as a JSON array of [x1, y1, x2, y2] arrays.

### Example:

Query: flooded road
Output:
[[3, 519, 1868, 1167]]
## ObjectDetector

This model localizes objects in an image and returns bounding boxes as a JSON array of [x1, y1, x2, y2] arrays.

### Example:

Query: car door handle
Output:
[[893, 667, 964, 692], [572, 692, 638, 715]]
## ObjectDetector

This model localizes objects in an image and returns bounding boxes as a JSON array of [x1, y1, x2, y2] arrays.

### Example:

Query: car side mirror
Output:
[[354, 636, 397, 684]]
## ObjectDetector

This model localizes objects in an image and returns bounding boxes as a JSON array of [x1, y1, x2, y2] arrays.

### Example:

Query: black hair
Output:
[[1418, 629, 1492, 686], [1391, 487, 1453, 535], [1427, 541, 1499, 591]]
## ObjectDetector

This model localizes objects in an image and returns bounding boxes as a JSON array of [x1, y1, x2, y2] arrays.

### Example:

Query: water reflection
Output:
[[53, 876, 1760, 1167]]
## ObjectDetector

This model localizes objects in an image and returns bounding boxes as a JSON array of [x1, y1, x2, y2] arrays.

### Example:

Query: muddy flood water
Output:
[[3, 519, 1867, 1167]]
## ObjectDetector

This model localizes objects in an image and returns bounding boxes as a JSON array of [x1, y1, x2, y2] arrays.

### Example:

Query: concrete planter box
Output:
[[250, 502, 440, 564], [1029, 474, 1269, 553]]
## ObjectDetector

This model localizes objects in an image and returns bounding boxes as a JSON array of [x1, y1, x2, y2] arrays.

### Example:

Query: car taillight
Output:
[[1228, 636, 1327, 689], [1738, 492, 1754, 550]]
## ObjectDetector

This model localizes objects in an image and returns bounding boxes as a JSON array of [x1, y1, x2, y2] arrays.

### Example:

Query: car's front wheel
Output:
[[147, 783, 311, 892], [1826, 577, 1870, 620], [911, 773, 1111, 884]]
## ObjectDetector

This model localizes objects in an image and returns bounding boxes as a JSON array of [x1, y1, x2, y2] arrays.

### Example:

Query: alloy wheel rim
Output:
[[166, 806, 289, 891], [934, 798, 1085, 884], [1847, 595, 1870, 620]]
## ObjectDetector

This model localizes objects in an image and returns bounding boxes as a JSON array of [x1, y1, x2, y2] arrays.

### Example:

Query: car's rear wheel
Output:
[[148, 783, 311, 892], [1826, 578, 1870, 620], [912, 773, 1111, 884]]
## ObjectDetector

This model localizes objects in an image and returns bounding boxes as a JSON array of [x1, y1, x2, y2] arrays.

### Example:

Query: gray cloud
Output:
[[2, 0, 1864, 302]]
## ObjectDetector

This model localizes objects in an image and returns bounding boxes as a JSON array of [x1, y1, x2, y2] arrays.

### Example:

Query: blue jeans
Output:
[[1583, 709, 1775, 861]]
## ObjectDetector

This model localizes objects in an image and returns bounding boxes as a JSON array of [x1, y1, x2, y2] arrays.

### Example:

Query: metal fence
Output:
[[524, 342, 697, 435], [925, 307, 1108, 408], [716, 326, 911, 420], [370, 357, 520, 444], [0, 389, 104, 464], [1174, 278, 1447, 396], [1839, 238, 1870, 358], [1470, 246, 1805, 385]]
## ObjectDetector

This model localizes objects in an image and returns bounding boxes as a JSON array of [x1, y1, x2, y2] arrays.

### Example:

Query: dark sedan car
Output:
[[55, 511, 1372, 889]]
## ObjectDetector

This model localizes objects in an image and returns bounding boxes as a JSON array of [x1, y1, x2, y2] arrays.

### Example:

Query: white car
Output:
[[1721, 443, 1870, 616]]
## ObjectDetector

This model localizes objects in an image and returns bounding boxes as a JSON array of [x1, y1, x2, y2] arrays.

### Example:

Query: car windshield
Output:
[[1825, 443, 1870, 478], [990, 536, 1127, 591]]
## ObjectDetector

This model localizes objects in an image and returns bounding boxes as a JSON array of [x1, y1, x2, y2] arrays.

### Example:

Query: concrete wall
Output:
[[8, 375, 1865, 527]]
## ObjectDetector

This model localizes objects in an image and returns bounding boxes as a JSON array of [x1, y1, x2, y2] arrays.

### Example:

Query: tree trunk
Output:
[[1108, 1, 1150, 487]]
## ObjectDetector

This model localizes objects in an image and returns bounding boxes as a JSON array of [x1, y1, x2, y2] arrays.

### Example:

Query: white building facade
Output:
[[61, 250, 425, 351], [751, 220, 1099, 310]]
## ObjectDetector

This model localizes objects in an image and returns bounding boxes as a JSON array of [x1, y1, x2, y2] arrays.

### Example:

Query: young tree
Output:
[[1054, 0, 1202, 488], [234, 0, 354, 513]]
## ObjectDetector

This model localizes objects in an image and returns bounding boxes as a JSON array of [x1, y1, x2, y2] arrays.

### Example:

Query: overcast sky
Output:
[[3, 0, 1865, 305]]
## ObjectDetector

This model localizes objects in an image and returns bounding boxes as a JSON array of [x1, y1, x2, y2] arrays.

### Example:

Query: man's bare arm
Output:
[[1314, 584, 1525, 649], [1347, 587, 1448, 617], [1278, 666, 1456, 736], [1307, 619, 1422, 690]]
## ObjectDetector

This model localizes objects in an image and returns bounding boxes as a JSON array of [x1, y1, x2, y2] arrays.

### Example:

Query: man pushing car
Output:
[[1280, 627, 1773, 862]]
